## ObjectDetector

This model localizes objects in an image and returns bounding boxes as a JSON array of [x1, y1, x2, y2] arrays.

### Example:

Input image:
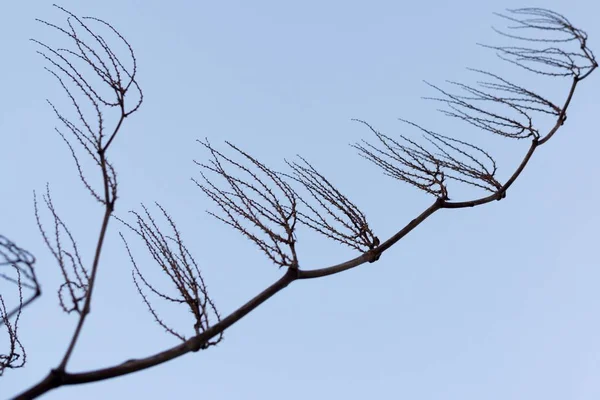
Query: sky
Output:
[[1, 0, 599, 399]]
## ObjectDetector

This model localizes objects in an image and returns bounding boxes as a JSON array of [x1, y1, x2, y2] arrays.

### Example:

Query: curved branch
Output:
[[13, 6, 596, 400]]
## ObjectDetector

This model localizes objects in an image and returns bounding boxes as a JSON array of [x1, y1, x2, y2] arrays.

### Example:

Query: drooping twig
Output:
[[34, 186, 88, 314], [118, 204, 221, 345], [194, 139, 299, 269], [422, 70, 558, 140], [284, 156, 379, 252], [355, 8, 597, 202], [33, 4, 143, 206], [486, 8, 596, 79]]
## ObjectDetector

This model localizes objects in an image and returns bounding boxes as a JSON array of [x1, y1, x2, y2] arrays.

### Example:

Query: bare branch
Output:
[[117, 204, 222, 345], [32, 4, 143, 207], [30, 5, 144, 373], [353, 119, 448, 198], [194, 139, 299, 269], [355, 7, 597, 203], [354, 118, 500, 199], [284, 156, 379, 252], [34, 186, 88, 314], [487, 8, 597, 79], [0, 236, 39, 318], [12, 6, 597, 399], [423, 72, 546, 140], [0, 236, 39, 376]]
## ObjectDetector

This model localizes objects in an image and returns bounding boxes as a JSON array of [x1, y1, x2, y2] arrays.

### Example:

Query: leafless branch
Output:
[[32, 4, 143, 207], [34, 186, 88, 314], [0, 236, 39, 322], [194, 139, 300, 269], [12, 7, 597, 400], [487, 8, 596, 79], [284, 156, 379, 252], [0, 236, 39, 375], [117, 204, 222, 346], [30, 4, 144, 373], [354, 8, 597, 203]]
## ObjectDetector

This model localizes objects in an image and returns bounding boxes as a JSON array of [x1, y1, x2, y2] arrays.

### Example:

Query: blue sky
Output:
[[2, 1, 599, 399]]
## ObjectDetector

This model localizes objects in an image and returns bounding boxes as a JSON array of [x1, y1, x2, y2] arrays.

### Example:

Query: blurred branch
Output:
[[0, 236, 39, 323], [0, 236, 39, 376]]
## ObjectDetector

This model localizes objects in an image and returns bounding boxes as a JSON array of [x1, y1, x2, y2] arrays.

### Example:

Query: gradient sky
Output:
[[2, 1, 599, 399]]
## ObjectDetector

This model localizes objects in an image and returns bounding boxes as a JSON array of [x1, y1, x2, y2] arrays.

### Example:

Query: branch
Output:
[[117, 203, 222, 343], [13, 6, 596, 400], [284, 156, 380, 252], [194, 139, 300, 269], [0, 236, 39, 376], [31, 4, 143, 373]]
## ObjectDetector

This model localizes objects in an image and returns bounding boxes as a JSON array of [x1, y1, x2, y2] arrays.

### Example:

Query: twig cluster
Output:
[[194, 140, 300, 268], [353, 119, 502, 198], [118, 204, 221, 344], [487, 8, 597, 79], [34, 186, 88, 314], [285, 157, 379, 252], [33, 4, 143, 207], [423, 70, 558, 140], [353, 8, 597, 200]]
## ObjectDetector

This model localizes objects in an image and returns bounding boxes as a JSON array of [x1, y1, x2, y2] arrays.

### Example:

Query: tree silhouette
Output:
[[3, 6, 596, 399]]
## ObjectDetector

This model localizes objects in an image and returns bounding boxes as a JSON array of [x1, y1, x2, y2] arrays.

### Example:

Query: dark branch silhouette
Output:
[[487, 8, 596, 79], [193, 139, 300, 269], [14, 3, 143, 394], [10, 6, 597, 399], [118, 204, 222, 344], [285, 156, 379, 252], [34, 186, 88, 314]]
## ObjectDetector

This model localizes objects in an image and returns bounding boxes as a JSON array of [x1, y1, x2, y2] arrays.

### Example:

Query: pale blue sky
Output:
[[2, 1, 599, 399]]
